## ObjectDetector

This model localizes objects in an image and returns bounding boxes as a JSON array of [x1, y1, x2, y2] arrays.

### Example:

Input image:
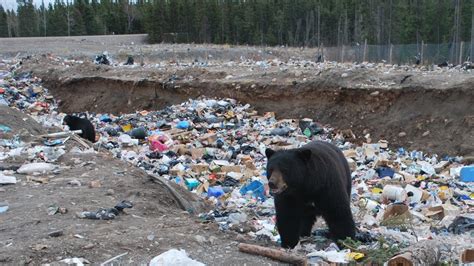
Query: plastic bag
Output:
[[149, 249, 204, 266]]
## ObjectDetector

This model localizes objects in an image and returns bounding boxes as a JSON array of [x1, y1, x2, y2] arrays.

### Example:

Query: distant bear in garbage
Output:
[[265, 141, 355, 248], [63, 115, 96, 143]]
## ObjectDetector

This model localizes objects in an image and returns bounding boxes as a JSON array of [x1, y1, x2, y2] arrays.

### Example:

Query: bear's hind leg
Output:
[[322, 203, 355, 242]]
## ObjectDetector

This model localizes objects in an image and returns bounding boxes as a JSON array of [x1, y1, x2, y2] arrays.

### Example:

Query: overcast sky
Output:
[[1, 0, 55, 10]]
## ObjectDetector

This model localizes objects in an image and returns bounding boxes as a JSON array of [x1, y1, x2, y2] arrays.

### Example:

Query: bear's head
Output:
[[265, 147, 312, 196], [62, 115, 72, 125]]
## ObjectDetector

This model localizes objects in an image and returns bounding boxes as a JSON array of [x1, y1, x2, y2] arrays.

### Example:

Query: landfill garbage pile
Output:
[[1, 58, 473, 264], [94, 52, 111, 65], [22, 51, 474, 79], [136, 56, 474, 80]]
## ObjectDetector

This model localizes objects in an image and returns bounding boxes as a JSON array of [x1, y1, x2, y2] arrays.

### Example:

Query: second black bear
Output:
[[265, 141, 355, 248], [63, 115, 96, 143]]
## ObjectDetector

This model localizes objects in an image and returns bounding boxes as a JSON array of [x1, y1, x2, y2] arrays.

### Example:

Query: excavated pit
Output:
[[39, 75, 473, 157]]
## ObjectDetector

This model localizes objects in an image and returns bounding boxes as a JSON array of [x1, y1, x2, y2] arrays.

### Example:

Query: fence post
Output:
[[389, 44, 393, 64], [363, 39, 367, 62], [421, 40, 424, 65], [459, 41, 464, 63], [471, 40, 473, 61]]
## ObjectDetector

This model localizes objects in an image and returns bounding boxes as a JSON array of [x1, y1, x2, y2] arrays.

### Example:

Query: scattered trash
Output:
[[0, 203, 9, 214], [307, 249, 349, 264], [60, 257, 90, 265], [77, 200, 133, 220], [32, 243, 48, 251], [376, 167, 395, 178], [95, 53, 111, 65], [43, 139, 65, 146], [77, 208, 118, 220], [68, 179, 82, 186], [176, 120, 190, 129], [47, 204, 67, 215], [381, 204, 411, 225], [448, 215, 474, 234], [382, 185, 407, 202], [129, 127, 147, 139], [207, 186, 224, 198], [26, 175, 49, 184], [48, 229, 64, 237], [240, 180, 266, 201], [0, 124, 11, 133], [17, 162, 57, 174], [101, 252, 128, 266], [228, 212, 248, 224], [149, 249, 204, 266], [461, 249, 474, 263], [460, 165, 474, 182], [270, 127, 292, 136], [0, 174, 16, 185]]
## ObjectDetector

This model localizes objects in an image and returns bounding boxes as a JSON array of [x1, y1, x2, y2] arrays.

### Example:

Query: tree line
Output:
[[0, 0, 473, 48]]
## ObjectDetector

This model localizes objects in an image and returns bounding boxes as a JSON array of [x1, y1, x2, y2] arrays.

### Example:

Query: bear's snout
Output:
[[268, 181, 277, 190]]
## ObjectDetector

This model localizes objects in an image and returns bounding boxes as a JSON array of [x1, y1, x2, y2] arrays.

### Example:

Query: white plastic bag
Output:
[[17, 162, 57, 174], [149, 249, 204, 266], [0, 174, 16, 184]]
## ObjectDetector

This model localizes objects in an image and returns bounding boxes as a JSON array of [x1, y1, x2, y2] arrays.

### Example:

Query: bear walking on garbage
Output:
[[63, 115, 96, 143], [265, 141, 355, 249]]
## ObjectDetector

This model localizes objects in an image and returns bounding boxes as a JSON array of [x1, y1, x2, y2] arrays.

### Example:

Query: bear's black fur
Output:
[[63, 115, 96, 143], [265, 141, 355, 249]]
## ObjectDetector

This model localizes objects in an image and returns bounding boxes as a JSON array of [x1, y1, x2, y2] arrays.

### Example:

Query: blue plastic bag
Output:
[[176, 121, 190, 129], [208, 186, 225, 198], [240, 180, 266, 201]]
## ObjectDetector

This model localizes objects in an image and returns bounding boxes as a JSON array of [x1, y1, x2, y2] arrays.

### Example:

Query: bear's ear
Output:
[[265, 148, 276, 158], [297, 149, 312, 160]]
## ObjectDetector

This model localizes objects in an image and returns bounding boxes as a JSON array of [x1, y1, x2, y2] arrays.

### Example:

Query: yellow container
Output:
[[122, 124, 132, 132]]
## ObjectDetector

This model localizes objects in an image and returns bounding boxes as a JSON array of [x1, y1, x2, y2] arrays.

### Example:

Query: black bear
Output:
[[63, 115, 96, 143], [265, 141, 355, 249]]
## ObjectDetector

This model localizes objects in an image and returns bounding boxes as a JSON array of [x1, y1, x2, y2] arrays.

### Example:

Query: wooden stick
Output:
[[38, 130, 83, 138], [388, 252, 413, 266], [100, 252, 128, 266], [71, 134, 91, 149], [148, 173, 206, 214], [238, 243, 307, 266]]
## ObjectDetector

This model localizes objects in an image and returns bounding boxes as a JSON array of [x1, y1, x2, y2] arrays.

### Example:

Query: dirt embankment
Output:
[[31, 62, 474, 157]]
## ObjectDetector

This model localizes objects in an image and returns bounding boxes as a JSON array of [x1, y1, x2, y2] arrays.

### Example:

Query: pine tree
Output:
[[47, 1, 68, 36], [70, 5, 86, 35], [0, 6, 8, 37], [38, 0, 47, 36], [6, 10, 19, 37], [17, 0, 39, 37], [3, 0, 472, 47]]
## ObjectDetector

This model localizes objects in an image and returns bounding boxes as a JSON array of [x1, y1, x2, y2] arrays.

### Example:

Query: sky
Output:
[[1, 0, 55, 10]]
